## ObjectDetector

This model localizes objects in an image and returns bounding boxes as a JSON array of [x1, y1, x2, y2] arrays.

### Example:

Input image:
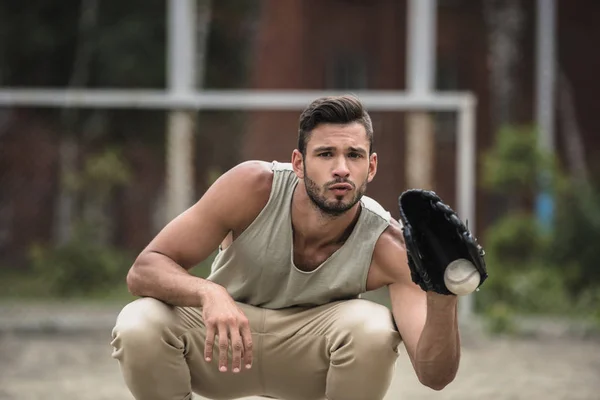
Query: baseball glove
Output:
[[398, 189, 488, 295]]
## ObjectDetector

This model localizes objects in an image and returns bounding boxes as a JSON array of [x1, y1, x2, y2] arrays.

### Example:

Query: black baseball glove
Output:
[[398, 189, 488, 295]]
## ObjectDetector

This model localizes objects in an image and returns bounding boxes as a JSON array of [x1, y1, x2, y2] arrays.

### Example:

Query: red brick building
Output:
[[242, 0, 600, 232]]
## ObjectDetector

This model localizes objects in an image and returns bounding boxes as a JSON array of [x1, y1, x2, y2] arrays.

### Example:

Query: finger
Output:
[[218, 324, 230, 372], [229, 328, 243, 373], [240, 322, 253, 369], [204, 324, 216, 362]]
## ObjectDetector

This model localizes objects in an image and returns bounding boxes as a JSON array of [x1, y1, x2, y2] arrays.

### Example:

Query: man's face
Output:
[[293, 122, 377, 217]]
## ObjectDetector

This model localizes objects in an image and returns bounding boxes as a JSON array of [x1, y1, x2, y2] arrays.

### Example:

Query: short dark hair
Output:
[[297, 95, 374, 156]]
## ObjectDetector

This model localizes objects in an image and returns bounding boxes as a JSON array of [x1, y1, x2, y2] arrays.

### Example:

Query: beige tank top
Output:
[[206, 161, 391, 309]]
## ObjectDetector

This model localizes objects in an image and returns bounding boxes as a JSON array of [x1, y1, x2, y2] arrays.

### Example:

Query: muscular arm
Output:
[[126, 160, 273, 307], [370, 219, 460, 390]]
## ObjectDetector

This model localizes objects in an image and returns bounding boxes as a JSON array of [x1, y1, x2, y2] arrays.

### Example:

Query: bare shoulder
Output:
[[143, 160, 274, 269], [208, 160, 274, 232], [370, 218, 411, 286], [379, 218, 406, 247], [217, 160, 274, 197]]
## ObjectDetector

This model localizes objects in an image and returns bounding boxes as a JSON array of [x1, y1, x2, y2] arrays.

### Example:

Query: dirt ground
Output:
[[1, 329, 599, 400]]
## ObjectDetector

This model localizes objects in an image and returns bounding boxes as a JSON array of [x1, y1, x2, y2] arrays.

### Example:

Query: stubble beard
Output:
[[303, 165, 368, 218]]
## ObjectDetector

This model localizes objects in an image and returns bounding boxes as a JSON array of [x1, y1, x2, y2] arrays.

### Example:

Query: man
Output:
[[111, 95, 461, 400]]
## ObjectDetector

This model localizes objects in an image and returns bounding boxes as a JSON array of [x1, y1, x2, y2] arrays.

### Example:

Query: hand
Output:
[[201, 284, 253, 373]]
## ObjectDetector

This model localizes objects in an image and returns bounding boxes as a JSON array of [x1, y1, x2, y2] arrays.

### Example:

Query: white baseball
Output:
[[444, 259, 481, 296]]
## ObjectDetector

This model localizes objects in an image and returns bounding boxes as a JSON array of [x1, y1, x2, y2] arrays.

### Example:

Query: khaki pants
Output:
[[111, 297, 401, 400]]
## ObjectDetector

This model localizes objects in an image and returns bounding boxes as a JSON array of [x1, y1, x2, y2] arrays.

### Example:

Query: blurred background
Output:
[[1, 1, 599, 399]]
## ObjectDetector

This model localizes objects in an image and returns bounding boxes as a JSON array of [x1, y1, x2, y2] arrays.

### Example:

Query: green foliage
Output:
[[482, 125, 536, 191], [481, 125, 559, 203], [484, 213, 547, 266], [478, 124, 600, 323], [65, 147, 131, 194], [478, 263, 574, 315], [484, 302, 517, 335], [29, 230, 133, 297], [575, 287, 600, 326], [28, 147, 133, 297], [546, 183, 600, 293]]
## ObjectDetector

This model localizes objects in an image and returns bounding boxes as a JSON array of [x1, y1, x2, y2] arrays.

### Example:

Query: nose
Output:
[[332, 157, 350, 179]]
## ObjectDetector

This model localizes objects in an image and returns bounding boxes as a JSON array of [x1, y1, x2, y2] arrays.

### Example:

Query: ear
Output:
[[291, 149, 305, 179], [367, 152, 378, 183]]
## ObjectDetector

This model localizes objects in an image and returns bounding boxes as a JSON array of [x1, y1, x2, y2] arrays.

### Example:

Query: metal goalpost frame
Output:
[[0, 91, 477, 229], [0, 89, 475, 111], [0, 0, 478, 320]]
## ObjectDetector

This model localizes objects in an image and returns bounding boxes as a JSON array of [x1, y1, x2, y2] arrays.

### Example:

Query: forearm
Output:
[[126, 251, 221, 307], [414, 293, 461, 389]]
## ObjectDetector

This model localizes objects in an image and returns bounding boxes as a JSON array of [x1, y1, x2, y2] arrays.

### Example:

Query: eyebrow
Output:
[[312, 146, 335, 153], [348, 146, 368, 155], [312, 146, 368, 155]]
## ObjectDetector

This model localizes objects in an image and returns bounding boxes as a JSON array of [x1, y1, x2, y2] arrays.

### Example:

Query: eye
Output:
[[348, 152, 363, 159], [318, 152, 333, 157]]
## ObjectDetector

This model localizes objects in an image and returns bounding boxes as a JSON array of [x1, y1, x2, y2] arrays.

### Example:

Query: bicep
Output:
[[144, 200, 229, 270], [143, 161, 271, 270], [389, 281, 427, 366]]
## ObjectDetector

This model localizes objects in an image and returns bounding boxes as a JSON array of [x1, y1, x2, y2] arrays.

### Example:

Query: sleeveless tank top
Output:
[[206, 161, 391, 309]]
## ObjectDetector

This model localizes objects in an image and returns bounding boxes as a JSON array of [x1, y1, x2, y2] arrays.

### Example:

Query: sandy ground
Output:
[[0, 301, 599, 400], [1, 329, 599, 400]]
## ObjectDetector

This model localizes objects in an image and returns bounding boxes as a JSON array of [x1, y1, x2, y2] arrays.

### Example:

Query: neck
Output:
[[291, 182, 361, 247]]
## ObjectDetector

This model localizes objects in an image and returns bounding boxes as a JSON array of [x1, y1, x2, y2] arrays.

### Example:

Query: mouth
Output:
[[329, 183, 352, 190], [328, 183, 353, 195], [329, 183, 353, 190]]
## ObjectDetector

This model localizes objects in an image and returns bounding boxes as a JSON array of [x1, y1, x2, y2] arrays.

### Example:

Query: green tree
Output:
[[479, 124, 600, 325]]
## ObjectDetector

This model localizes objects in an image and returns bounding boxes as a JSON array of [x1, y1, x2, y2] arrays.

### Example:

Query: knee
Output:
[[332, 300, 401, 357], [111, 297, 179, 358]]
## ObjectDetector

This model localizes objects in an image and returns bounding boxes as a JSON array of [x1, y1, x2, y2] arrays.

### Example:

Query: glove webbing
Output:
[[425, 193, 486, 260]]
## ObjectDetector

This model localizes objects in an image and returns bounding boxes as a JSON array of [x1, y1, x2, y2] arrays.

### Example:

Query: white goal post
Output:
[[0, 89, 476, 233]]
